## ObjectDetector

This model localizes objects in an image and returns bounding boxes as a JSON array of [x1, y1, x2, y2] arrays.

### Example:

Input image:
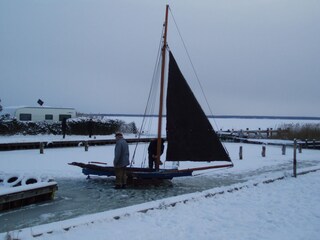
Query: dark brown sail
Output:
[[166, 51, 231, 162]]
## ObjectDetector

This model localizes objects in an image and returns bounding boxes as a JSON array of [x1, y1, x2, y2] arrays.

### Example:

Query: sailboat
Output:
[[69, 5, 233, 181]]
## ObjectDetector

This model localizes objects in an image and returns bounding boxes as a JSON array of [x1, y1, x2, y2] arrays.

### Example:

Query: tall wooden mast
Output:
[[155, 4, 169, 171]]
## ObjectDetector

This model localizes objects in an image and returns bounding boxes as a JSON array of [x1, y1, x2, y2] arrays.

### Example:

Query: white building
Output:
[[0, 106, 76, 122]]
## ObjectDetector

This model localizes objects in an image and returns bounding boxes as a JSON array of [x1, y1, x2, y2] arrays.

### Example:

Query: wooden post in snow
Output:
[[239, 146, 243, 160], [40, 142, 44, 154], [298, 144, 302, 153], [261, 145, 266, 157], [85, 141, 89, 151], [293, 139, 297, 178], [282, 145, 286, 155]]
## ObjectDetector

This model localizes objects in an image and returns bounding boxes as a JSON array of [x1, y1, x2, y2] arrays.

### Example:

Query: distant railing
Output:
[[218, 128, 288, 140], [0, 138, 153, 151], [297, 139, 320, 149], [218, 129, 320, 150], [1, 132, 319, 151]]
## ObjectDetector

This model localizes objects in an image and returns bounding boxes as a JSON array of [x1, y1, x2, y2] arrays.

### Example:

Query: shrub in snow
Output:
[[0, 118, 138, 136], [274, 123, 320, 140]]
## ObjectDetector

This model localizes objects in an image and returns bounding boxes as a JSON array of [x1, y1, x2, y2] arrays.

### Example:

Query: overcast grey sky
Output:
[[1, 0, 319, 117]]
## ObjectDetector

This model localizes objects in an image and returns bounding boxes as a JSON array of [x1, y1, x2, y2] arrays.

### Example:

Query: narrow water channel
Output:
[[1, 160, 318, 233]]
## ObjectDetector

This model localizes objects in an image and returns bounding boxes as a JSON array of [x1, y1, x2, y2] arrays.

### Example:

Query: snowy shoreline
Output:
[[1, 116, 320, 239], [2, 168, 320, 240]]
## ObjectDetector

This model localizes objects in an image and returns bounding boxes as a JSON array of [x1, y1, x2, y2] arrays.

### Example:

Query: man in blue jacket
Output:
[[113, 132, 130, 189]]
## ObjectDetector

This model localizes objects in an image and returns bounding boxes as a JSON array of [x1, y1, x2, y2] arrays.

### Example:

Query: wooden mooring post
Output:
[[282, 145, 286, 155], [298, 144, 302, 153], [261, 145, 266, 157], [40, 142, 44, 154], [293, 139, 297, 178], [239, 146, 243, 160]]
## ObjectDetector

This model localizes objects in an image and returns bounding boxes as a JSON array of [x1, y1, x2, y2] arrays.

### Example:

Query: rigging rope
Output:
[[169, 7, 230, 157], [130, 26, 164, 167], [192, 164, 234, 177], [169, 8, 215, 118], [131, 7, 231, 166]]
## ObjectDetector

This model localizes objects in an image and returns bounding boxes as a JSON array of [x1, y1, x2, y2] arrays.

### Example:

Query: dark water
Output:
[[0, 160, 318, 233]]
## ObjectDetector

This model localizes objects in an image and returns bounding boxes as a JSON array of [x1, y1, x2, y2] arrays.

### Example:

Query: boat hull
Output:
[[69, 162, 193, 180]]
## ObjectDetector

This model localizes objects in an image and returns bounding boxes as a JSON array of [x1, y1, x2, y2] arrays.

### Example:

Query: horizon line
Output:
[[79, 113, 320, 121]]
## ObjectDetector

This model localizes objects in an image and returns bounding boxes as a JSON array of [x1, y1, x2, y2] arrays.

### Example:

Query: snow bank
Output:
[[3, 170, 320, 240]]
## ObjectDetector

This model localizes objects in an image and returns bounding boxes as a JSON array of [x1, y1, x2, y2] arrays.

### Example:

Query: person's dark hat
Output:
[[115, 132, 123, 137]]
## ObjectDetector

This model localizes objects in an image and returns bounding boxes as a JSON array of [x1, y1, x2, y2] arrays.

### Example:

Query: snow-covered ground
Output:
[[2, 164, 320, 240], [1, 117, 320, 239]]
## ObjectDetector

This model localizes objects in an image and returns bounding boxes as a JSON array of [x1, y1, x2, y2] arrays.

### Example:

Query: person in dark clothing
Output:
[[113, 132, 130, 189], [148, 138, 165, 169], [61, 118, 67, 139]]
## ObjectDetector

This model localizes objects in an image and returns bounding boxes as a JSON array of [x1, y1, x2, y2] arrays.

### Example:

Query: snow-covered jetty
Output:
[[0, 174, 58, 211]]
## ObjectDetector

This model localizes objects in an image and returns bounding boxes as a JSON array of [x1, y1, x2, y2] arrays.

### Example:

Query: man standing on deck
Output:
[[148, 138, 165, 169], [113, 132, 130, 189]]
